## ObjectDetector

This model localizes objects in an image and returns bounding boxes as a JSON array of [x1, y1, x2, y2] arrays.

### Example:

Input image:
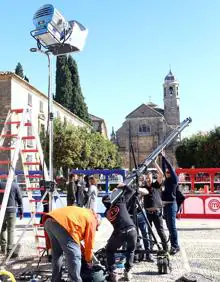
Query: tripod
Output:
[[127, 133, 163, 261]]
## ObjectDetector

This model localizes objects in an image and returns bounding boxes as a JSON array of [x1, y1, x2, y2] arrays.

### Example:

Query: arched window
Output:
[[169, 86, 173, 95], [139, 124, 151, 135]]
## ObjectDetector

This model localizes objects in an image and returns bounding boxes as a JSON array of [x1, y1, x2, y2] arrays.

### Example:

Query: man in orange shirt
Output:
[[43, 206, 101, 282]]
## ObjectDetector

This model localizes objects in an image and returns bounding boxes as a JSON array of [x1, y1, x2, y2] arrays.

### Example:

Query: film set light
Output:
[[30, 4, 88, 55]]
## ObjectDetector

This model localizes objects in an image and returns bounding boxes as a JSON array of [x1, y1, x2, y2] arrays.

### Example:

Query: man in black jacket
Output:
[[0, 180, 23, 256], [161, 152, 180, 255], [103, 184, 137, 282]]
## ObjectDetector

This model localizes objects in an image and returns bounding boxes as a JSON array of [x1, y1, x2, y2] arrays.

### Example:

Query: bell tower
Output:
[[163, 70, 180, 126]]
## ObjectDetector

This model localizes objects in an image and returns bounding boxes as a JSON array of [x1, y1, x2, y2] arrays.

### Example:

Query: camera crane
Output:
[[111, 117, 192, 205]]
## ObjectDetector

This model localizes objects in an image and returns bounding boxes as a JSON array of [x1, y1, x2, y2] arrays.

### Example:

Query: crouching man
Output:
[[103, 184, 137, 282], [43, 206, 101, 282]]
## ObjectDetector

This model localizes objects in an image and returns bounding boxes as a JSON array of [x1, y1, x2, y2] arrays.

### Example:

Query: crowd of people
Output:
[[0, 151, 181, 282]]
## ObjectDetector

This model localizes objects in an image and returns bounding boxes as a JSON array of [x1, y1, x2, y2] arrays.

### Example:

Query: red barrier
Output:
[[176, 168, 220, 219]]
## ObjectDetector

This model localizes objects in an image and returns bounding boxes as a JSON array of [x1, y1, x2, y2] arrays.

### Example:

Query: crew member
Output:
[[103, 184, 137, 282], [43, 206, 101, 282], [0, 179, 23, 257], [139, 158, 168, 254], [161, 151, 180, 255]]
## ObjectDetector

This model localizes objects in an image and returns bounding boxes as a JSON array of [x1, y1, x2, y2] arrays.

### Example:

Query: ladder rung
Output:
[[11, 109, 24, 113], [37, 246, 46, 250], [22, 149, 38, 153], [0, 122, 32, 126], [0, 160, 11, 165], [25, 122, 32, 126], [1, 134, 18, 138], [0, 147, 15, 151], [29, 200, 48, 203], [0, 175, 8, 179], [26, 175, 43, 178], [35, 235, 46, 238], [33, 223, 44, 227], [23, 162, 41, 165], [22, 136, 35, 140], [26, 187, 45, 191], [1, 121, 20, 125]]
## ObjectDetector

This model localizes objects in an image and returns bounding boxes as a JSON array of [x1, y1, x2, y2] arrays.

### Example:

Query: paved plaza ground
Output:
[[0, 217, 220, 281]]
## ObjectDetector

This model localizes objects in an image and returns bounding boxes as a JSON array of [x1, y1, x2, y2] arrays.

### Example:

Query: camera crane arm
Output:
[[111, 117, 192, 205]]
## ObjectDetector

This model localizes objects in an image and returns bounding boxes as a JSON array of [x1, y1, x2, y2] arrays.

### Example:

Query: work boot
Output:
[[170, 247, 180, 255], [7, 249, 19, 259], [123, 270, 132, 281], [106, 271, 118, 282], [0, 247, 6, 255], [145, 253, 155, 262]]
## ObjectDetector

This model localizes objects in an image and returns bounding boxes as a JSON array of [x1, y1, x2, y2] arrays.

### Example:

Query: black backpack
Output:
[[176, 187, 185, 213], [81, 259, 106, 282]]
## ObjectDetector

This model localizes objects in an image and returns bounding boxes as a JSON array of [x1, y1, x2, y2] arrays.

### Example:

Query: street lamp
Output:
[[30, 47, 54, 211]]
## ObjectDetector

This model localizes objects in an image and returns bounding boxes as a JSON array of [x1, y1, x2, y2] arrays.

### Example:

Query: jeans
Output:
[[106, 228, 137, 272], [146, 210, 168, 251], [0, 212, 16, 252], [137, 211, 151, 252], [44, 218, 82, 282], [163, 203, 179, 249]]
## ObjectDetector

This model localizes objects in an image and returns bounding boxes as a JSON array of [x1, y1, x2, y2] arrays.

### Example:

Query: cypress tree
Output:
[[67, 55, 91, 124], [55, 56, 73, 109], [15, 63, 24, 78]]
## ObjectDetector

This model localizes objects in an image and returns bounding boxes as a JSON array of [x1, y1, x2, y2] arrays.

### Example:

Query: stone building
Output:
[[111, 70, 180, 169], [0, 72, 91, 172], [89, 114, 108, 138]]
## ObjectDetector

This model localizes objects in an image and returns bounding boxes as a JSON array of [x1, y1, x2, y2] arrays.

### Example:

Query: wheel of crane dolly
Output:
[[0, 270, 16, 282]]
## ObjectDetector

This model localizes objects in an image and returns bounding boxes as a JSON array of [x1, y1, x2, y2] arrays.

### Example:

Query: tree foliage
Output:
[[55, 55, 91, 124], [175, 127, 220, 168], [67, 56, 91, 124], [15, 63, 24, 78], [55, 56, 73, 109], [42, 118, 122, 171]]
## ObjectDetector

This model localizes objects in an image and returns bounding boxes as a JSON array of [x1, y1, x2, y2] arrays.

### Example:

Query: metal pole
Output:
[[46, 52, 54, 212], [46, 52, 53, 182], [30, 48, 54, 211]]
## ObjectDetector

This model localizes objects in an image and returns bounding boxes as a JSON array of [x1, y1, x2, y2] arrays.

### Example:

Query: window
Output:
[[39, 101, 44, 113], [27, 121, 33, 147], [169, 86, 173, 96], [28, 93, 32, 106], [139, 124, 151, 135]]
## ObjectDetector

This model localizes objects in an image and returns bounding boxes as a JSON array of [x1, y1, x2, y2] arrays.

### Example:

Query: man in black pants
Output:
[[139, 158, 168, 253], [103, 184, 137, 282], [161, 151, 180, 255], [0, 179, 23, 257]]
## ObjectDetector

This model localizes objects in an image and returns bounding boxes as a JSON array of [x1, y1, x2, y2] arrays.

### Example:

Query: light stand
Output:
[[30, 48, 54, 211], [30, 5, 88, 214]]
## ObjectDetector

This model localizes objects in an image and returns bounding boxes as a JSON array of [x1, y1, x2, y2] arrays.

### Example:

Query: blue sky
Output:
[[1, 1, 220, 138]]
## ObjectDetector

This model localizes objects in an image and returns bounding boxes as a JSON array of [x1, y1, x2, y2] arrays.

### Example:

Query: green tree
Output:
[[55, 56, 73, 109], [47, 118, 122, 171], [176, 127, 220, 168], [67, 56, 91, 124], [24, 75, 29, 82], [15, 63, 24, 78]]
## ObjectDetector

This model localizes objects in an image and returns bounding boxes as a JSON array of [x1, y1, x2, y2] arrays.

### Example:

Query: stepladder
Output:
[[0, 106, 64, 264]]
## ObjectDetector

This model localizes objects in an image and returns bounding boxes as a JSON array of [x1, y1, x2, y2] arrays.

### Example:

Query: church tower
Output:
[[163, 70, 180, 126]]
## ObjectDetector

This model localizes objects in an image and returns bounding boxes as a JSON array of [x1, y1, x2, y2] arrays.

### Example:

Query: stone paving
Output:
[[0, 218, 220, 281]]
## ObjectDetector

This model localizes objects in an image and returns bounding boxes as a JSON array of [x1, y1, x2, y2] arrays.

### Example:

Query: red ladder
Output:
[[0, 107, 50, 259]]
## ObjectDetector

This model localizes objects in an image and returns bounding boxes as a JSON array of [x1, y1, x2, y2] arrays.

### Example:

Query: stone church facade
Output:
[[111, 70, 180, 169]]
